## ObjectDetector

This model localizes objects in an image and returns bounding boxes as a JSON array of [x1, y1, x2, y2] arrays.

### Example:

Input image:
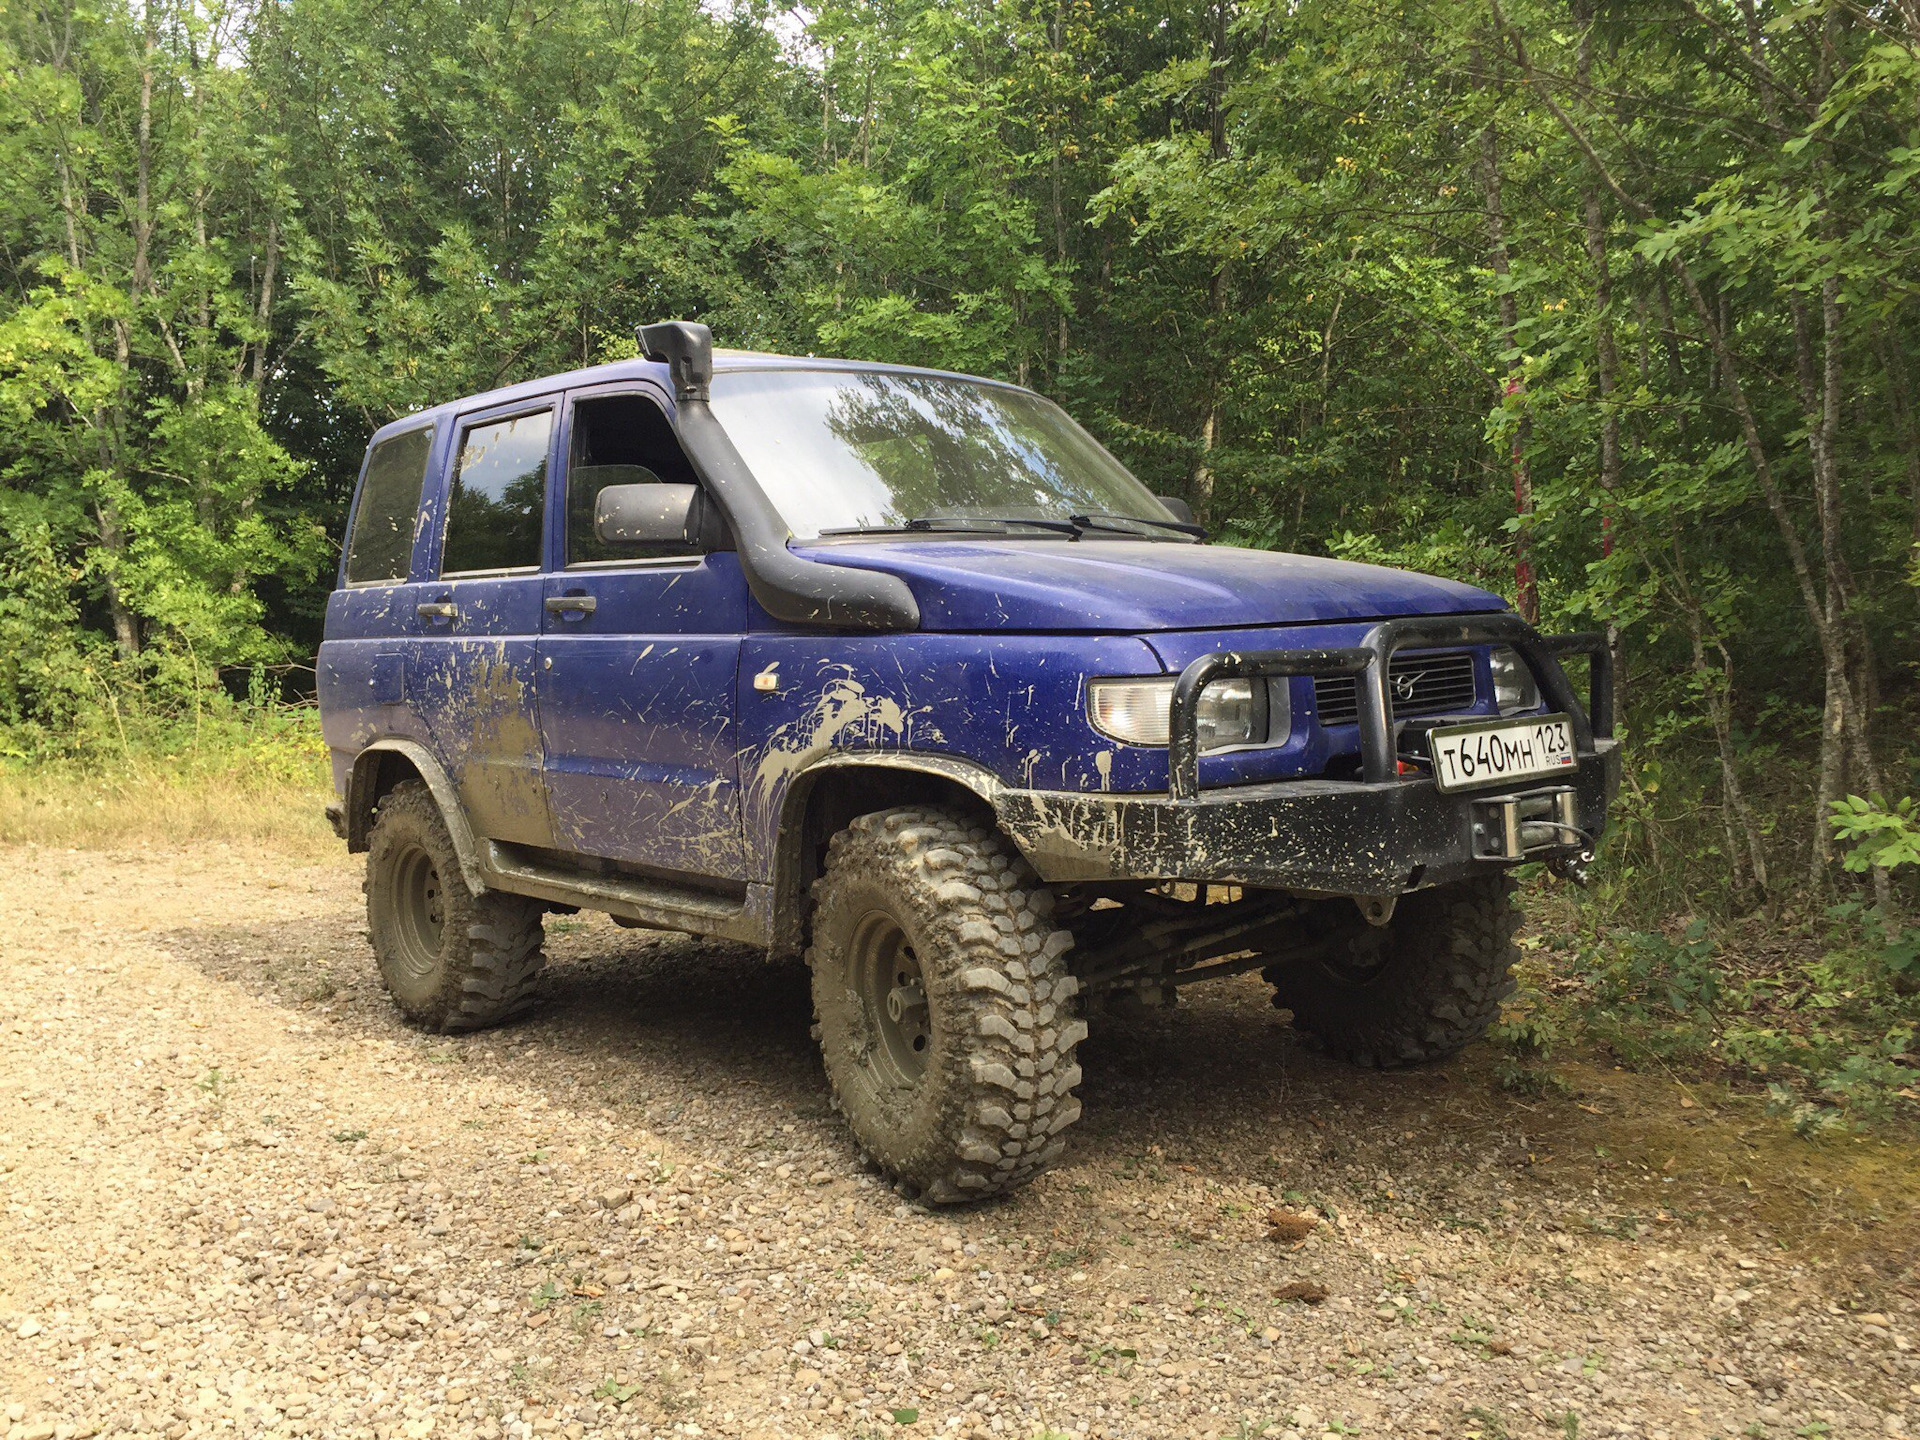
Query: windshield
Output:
[[707, 367, 1179, 540]]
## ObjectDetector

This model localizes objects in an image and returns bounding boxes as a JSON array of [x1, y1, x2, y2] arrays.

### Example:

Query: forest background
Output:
[[3, 0, 1919, 1123]]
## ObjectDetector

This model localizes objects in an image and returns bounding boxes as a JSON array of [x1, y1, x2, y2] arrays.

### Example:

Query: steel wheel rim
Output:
[[390, 843, 445, 982], [850, 909, 931, 1089], [1318, 934, 1393, 987]]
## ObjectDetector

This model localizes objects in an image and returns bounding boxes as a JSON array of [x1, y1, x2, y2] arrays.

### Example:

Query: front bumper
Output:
[[996, 737, 1620, 894], [999, 614, 1619, 896]]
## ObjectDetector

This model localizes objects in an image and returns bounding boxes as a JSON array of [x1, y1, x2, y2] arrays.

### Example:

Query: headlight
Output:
[[1087, 677, 1290, 752], [1489, 646, 1540, 715]]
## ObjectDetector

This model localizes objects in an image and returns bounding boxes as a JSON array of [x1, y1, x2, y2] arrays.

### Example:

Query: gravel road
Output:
[[2, 843, 1916, 1440]]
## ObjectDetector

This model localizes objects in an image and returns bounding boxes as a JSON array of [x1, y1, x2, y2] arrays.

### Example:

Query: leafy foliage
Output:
[[1831, 796, 1920, 876]]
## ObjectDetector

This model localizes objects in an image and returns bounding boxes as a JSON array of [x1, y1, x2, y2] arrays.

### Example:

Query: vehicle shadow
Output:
[[157, 903, 1526, 1210], [150, 885, 1920, 1268]]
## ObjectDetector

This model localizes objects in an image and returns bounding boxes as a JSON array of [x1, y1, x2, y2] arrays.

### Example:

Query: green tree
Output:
[[0, 0, 323, 723]]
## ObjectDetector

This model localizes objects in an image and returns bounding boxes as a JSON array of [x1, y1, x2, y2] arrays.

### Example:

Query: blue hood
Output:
[[799, 539, 1507, 633]]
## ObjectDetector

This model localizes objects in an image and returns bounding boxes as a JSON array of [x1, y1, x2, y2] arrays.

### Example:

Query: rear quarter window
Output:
[[344, 427, 434, 585]]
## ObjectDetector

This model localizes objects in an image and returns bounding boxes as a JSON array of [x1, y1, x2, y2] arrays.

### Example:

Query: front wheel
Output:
[[1265, 875, 1519, 1068], [807, 806, 1085, 1204]]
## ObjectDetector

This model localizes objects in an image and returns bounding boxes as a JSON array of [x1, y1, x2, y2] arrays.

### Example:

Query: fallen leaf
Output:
[[526, 1312, 550, 1329], [1275, 1280, 1328, 1305], [1488, 1338, 1514, 1356], [1679, 1096, 1697, 1109], [1265, 1209, 1318, 1244], [571, 1284, 605, 1299]]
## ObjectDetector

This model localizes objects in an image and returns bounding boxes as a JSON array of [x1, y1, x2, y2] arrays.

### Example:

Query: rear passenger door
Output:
[[409, 400, 557, 849], [535, 382, 748, 883]]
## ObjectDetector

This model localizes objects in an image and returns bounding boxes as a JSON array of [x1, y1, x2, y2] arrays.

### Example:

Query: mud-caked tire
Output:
[[807, 806, 1085, 1204], [365, 780, 546, 1033], [1265, 875, 1519, 1068]]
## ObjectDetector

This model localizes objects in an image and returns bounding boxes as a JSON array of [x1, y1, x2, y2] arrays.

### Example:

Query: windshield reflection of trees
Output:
[[821, 374, 1142, 526]]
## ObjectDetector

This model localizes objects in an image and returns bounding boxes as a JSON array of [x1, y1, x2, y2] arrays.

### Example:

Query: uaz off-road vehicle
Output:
[[319, 321, 1617, 1203]]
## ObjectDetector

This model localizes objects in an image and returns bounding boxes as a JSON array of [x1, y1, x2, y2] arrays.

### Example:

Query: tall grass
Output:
[[0, 697, 337, 855]]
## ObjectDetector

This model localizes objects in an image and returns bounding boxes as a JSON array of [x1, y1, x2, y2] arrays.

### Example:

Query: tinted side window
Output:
[[344, 427, 433, 584], [566, 394, 701, 564], [442, 411, 551, 575]]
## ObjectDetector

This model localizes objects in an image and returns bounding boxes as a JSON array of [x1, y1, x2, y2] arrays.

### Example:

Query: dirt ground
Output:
[[3, 843, 1917, 1440]]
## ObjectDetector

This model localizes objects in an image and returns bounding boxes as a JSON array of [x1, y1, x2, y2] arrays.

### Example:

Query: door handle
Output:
[[416, 601, 458, 621], [545, 594, 597, 616]]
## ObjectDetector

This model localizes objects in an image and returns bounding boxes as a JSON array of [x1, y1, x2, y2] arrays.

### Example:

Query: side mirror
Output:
[[595, 483, 698, 547], [1156, 495, 1195, 524]]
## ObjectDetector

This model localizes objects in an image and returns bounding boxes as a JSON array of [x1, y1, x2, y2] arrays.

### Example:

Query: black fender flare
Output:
[[779, 750, 1009, 824], [768, 751, 1011, 953], [344, 739, 488, 895]]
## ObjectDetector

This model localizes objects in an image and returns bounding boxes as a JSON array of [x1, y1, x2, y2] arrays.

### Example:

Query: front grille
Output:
[[1314, 650, 1478, 726]]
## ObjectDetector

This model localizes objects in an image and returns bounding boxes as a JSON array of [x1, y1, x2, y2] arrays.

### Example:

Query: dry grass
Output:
[[0, 709, 339, 857]]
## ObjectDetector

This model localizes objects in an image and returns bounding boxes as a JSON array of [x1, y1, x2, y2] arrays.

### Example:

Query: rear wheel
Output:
[[1265, 875, 1519, 1068], [807, 806, 1085, 1203], [365, 780, 546, 1032]]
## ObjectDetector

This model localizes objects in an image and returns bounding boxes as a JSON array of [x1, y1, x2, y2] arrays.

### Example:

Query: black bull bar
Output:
[[1166, 613, 1613, 800], [991, 613, 1618, 894]]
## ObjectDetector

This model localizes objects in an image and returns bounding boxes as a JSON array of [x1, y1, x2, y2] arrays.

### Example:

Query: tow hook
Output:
[[1548, 849, 1595, 886], [1353, 894, 1397, 927]]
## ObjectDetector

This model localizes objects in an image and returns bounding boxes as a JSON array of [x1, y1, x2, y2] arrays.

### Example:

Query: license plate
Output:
[[1428, 714, 1577, 792]]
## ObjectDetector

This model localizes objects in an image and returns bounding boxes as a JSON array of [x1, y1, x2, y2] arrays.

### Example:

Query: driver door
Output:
[[535, 382, 749, 883]]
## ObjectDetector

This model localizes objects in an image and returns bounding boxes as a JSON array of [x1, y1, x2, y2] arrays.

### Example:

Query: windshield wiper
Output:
[[817, 516, 1084, 538], [1068, 512, 1208, 540], [910, 515, 1084, 536], [816, 514, 1202, 541]]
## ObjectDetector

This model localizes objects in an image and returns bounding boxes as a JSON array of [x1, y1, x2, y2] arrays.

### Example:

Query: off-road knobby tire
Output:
[[807, 806, 1085, 1204], [365, 780, 546, 1033], [1264, 875, 1519, 1068]]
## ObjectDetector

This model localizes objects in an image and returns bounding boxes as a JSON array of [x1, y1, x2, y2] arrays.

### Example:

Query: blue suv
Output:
[[319, 321, 1618, 1203]]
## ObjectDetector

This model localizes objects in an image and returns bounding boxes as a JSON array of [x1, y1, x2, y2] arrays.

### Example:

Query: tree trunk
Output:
[[1190, 0, 1233, 527], [1050, 0, 1070, 365], [131, 3, 154, 304], [1575, 4, 1624, 698], [1478, 120, 1536, 623], [250, 214, 280, 395], [95, 500, 140, 660], [1192, 374, 1219, 526], [1785, 10, 1879, 885], [65, 11, 148, 664], [1668, 544, 1768, 900], [1878, 328, 1920, 602], [820, 69, 833, 165]]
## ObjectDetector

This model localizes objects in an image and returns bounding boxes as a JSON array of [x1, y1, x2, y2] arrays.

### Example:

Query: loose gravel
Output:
[[2, 843, 1916, 1440]]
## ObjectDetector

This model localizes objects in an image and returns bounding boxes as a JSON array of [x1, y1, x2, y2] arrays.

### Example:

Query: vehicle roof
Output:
[[365, 349, 1027, 447]]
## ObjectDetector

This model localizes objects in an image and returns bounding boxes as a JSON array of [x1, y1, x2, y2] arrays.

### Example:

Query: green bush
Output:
[[1531, 897, 1920, 1131]]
